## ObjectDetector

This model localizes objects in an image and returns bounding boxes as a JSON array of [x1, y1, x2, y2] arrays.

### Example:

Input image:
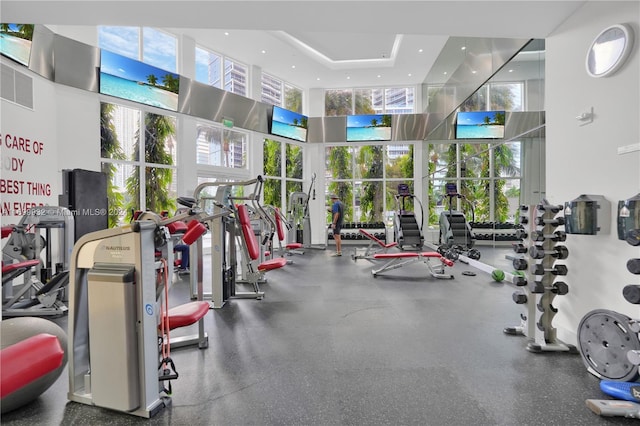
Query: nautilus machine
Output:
[[67, 211, 208, 418]]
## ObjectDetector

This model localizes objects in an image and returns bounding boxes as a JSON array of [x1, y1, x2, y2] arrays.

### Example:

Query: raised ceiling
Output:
[[2, 1, 585, 89]]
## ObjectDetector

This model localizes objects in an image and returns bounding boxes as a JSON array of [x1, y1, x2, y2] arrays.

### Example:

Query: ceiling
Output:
[[2, 1, 586, 89]]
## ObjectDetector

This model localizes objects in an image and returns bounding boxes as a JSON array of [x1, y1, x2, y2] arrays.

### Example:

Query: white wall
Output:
[[1, 63, 60, 225], [546, 1, 640, 343]]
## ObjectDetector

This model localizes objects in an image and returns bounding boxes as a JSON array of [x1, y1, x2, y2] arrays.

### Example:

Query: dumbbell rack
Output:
[[505, 204, 577, 353], [327, 222, 388, 246]]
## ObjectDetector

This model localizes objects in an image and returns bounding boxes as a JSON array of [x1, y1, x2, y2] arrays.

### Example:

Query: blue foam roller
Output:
[[600, 380, 640, 402]]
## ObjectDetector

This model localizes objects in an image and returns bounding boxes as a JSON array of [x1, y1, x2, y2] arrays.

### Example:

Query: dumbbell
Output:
[[529, 245, 569, 260], [529, 281, 569, 295], [531, 264, 568, 276], [513, 275, 527, 286], [513, 258, 528, 271], [512, 243, 528, 254], [515, 229, 528, 240], [534, 216, 565, 226], [530, 230, 567, 242], [536, 204, 563, 213], [623, 285, 640, 304], [512, 291, 528, 304], [467, 248, 481, 260]]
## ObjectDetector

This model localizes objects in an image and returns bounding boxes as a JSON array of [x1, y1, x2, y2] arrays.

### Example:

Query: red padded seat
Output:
[[0, 334, 64, 398], [164, 301, 210, 330], [258, 257, 288, 271], [166, 221, 188, 234]]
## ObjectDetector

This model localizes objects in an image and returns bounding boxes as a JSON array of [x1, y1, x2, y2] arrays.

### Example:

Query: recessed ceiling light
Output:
[[377, 74, 381, 78], [317, 77, 321, 81], [408, 73, 412, 77], [347, 76, 351, 80], [224, 32, 229, 36], [418, 49, 423, 53], [471, 70, 477, 74], [443, 71, 448, 75], [291, 65, 296, 69], [508, 69, 514, 72], [461, 46, 466, 50], [261, 50, 266, 54]]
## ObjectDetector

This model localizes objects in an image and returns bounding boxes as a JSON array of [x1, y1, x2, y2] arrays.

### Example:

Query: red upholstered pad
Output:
[[373, 252, 420, 259], [358, 229, 398, 249], [2, 259, 40, 274], [0, 334, 64, 398], [182, 222, 207, 246], [167, 221, 188, 234], [274, 207, 286, 241], [164, 301, 210, 330], [236, 204, 260, 261], [421, 252, 454, 267], [1, 226, 14, 239], [286, 243, 303, 250], [258, 257, 287, 271]]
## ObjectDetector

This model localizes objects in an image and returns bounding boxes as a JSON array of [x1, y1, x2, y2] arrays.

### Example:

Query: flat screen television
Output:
[[0, 24, 34, 67], [270, 105, 308, 142], [455, 110, 505, 139], [99, 49, 180, 112], [346, 114, 391, 142]]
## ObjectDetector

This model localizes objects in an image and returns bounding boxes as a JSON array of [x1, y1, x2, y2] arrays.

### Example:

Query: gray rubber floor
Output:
[[2, 245, 637, 425]]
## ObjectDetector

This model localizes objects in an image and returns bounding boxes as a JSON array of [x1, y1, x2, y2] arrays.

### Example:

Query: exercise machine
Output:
[[352, 229, 399, 262], [370, 251, 454, 279], [393, 183, 425, 249], [190, 176, 286, 308], [2, 206, 74, 317], [438, 183, 480, 260], [67, 213, 208, 418], [288, 172, 324, 249]]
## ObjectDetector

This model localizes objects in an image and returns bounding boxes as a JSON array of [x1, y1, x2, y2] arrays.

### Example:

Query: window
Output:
[[325, 143, 414, 224], [195, 46, 248, 96], [261, 72, 304, 113], [98, 26, 177, 73], [459, 82, 524, 112], [100, 102, 178, 226], [196, 123, 248, 169], [326, 87, 415, 116], [263, 138, 305, 210], [426, 141, 522, 227]]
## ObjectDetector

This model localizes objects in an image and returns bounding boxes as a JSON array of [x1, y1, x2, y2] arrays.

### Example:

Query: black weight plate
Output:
[[577, 309, 640, 381], [626, 229, 640, 246], [627, 258, 640, 275]]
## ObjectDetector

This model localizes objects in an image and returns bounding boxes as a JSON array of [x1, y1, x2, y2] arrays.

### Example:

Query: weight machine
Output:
[[2, 206, 74, 317], [393, 183, 425, 249], [67, 212, 208, 418], [288, 172, 324, 249], [190, 176, 286, 309]]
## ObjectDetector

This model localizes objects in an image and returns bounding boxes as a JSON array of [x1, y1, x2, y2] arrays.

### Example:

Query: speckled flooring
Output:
[[1, 245, 637, 425]]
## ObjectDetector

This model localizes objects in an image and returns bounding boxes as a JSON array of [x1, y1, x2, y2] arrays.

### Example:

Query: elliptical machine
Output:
[[393, 183, 425, 250], [438, 183, 481, 260]]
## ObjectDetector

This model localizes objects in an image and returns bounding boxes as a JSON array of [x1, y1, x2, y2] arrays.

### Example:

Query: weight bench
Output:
[[371, 251, 454, 279], [352, 229, 398, 261], [274, 207, 304, 255]]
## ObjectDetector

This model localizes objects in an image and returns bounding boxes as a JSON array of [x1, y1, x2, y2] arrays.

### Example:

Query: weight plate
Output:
[[577, 309, 640, 381]]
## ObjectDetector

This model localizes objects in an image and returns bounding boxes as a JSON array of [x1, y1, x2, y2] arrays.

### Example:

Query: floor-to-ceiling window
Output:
[[100, 102, 178, 226]]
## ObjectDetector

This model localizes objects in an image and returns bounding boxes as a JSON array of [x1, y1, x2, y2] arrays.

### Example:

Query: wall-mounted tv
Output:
[[99, 49, 180, 112], [455, 110, 505, 139], [270, 105, 308, 142], [347, 114, 391, 142], [0, 24, 34, 66]]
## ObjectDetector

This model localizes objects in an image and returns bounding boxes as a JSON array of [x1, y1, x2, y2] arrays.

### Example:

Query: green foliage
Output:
[[358, 146, 384, 222], [125, 112, 176, 219], [100, 103, 125, 227], [263, 139, 281, 176]]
